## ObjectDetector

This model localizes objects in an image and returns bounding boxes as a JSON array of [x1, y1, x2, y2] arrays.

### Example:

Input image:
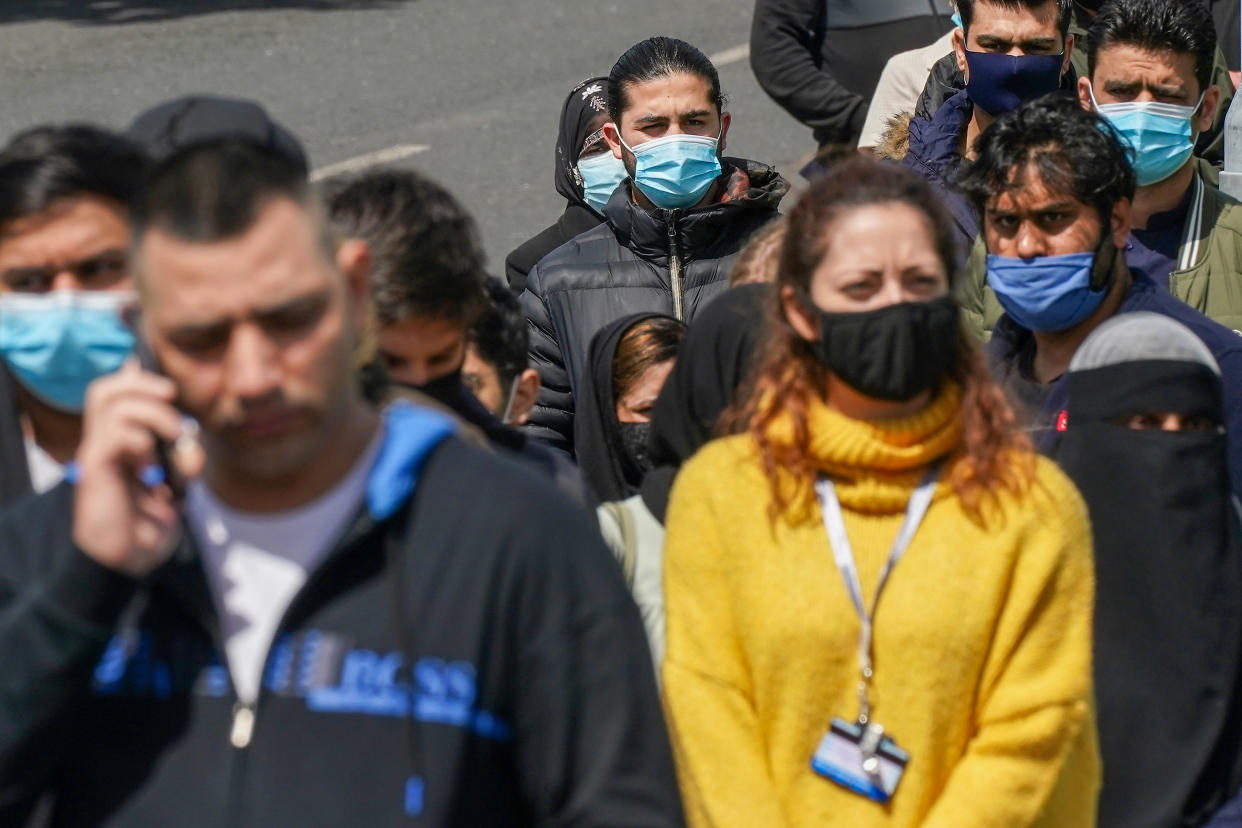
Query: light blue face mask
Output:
[[0, 290, 136, 412], [987, 251, 1110, 332], [618, 131, 723, 210], [951, 9, 962, 28], [577, 151, 628, 213], [1090, 85, 1204, 186]]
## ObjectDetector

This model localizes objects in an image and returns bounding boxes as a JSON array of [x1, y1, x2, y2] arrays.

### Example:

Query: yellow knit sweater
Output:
[[662, 385, 1099, 827]]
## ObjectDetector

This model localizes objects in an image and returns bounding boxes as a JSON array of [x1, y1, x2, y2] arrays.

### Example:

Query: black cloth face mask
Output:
[[804, 295, 960, 402], [617, 421, 654, 475]]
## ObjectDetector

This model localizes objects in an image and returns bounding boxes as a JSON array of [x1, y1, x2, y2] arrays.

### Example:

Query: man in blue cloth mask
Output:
[[958, 93, 1242, 494], [520, 36, 787, 455], [960, 0, 1242, 336], [904, 0, 1075, 261], [0, 126, 147, 504]]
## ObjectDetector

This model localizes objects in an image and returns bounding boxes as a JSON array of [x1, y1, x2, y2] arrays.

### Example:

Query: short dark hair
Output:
[[957, 92, 1136, 227], [469, 278, 529, 390], [958, 0, 1073, 41], [324, 169, 486, 326], [0, 125, 147, 234], [608, 36, 725, 123], [131, 140, 311, 246], [1088, 0, 1216, 95]]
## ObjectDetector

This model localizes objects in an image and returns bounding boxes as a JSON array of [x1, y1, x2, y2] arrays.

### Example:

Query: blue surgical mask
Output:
[[0, 290, 136, 412], [964, 50, 1064, 116], [1090, 86, 1203, 186], [951, 9, 962, 28], [618, 132, 723, 210], [577, 151, 628, 213], [987, 252, 1111, 332]]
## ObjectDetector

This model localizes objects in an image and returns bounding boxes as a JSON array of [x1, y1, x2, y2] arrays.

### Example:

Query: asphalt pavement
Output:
[[0, 0, 815, 271]]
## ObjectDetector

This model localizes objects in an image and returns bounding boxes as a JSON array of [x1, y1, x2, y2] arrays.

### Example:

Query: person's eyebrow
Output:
[[1033, 200, 1078, 211], [251, 289, 330, 326], [975, 34, 1014, 49], [1017, 36, 1058, 51], [632, 113, 668, 126], [1103, 79, 1142, 95], [679, 109, 713, 121], [1149, 82, 1189, 98]]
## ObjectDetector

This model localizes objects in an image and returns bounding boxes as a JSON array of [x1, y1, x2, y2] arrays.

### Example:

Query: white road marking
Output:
[[709, 43, 750, 67], [310, 143, 430, 182]]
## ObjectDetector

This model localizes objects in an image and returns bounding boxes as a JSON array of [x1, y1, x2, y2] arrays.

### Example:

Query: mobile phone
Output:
[[123, 307, 186, 499]]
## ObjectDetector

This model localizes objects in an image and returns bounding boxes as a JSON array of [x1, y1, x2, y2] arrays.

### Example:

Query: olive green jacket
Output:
[[961, 173, 1242, 338]]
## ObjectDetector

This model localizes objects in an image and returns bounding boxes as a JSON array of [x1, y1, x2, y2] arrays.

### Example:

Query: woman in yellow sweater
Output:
[[662, 158, 1099, 827]]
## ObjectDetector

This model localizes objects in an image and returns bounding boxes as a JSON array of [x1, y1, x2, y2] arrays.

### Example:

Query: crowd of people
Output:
[[1, 0, 1242, 825]]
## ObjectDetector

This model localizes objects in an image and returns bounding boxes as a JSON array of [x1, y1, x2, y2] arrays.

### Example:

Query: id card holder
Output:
[[811, 717, 910, 803]]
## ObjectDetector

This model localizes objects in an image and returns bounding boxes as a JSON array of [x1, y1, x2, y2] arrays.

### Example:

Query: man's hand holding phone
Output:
[[72, 360, 204, 577]]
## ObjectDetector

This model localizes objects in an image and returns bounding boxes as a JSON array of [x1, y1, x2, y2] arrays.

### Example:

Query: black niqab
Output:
[[574, 312, 674, 505], [554, 76, 611, 213], [1055, 358, 1242, 827], [640, 284, 774, 522]]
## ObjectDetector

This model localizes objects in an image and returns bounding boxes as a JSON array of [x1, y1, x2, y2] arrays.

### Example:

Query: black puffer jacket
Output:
[[519, 159, 786, 454]]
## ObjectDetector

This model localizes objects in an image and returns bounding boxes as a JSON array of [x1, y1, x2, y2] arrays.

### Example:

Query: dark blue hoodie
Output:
[[0, 401, 682, 827], [903, 89, 978, 265]]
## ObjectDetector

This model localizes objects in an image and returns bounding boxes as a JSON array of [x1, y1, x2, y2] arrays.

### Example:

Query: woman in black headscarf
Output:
[[594, 286, 771, 666], [574, 312, 685, 505], [504, 76, 626, 293], [1055, 312, 1242, 828]]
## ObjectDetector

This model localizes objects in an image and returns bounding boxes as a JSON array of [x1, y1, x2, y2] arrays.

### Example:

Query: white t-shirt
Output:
[[186, 429, 383, 704], [24, 437, 65, 494], [858, 30, 957, 149]]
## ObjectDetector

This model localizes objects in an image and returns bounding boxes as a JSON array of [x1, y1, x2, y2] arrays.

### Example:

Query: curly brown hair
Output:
[[726, 158, 1034, 523]]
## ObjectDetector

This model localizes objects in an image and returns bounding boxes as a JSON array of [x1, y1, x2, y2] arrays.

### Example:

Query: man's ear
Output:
[[781, 285, 819, 343], [1077, 76, 1094, 111], [603, 122, 625, 161], [1061, 34, 1075, 77], [718, 111, 732, 154], [953, 27, 968, 76], [1110, 197, 1133, 248], [336, 238, 371, 328], [1198, 85, 1222, 133], [510, 368, 541, 425]]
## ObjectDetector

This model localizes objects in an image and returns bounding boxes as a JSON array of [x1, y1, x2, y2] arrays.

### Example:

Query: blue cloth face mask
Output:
[[986, 251, 1112, 332], [618, 132, 723, 210], [964, 50, 1064, 116], [0, 290, 136, 412], [1090, 86, 1203, 186], [576, 151, 628, 213]]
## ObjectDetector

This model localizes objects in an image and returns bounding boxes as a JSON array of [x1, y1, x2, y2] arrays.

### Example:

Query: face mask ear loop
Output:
[[1089, 220, 1120, 292], [1087, 82, 1100, 112], [499, 374, 521, 426]]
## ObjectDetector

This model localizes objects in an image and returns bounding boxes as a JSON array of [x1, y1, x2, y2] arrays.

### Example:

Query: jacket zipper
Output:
[[667, 212, 685, 321], [221, 511, 381, 826]]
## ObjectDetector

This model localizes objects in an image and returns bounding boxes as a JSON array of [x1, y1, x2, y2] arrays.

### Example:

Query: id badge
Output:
[[810, 717, 910, 803]]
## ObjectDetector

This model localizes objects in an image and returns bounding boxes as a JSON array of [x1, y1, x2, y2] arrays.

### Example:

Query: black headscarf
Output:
[[640, 284, 775, 522], [574, 312, 675, 505], [1053, 312, 1242, 827], [555, 76, 611, 213]]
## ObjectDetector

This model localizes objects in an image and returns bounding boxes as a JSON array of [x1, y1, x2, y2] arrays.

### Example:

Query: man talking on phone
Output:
[[0, 96, 682, 827]]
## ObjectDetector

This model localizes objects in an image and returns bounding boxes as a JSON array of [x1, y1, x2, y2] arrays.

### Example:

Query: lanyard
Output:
[[814, 465, 940, 724]]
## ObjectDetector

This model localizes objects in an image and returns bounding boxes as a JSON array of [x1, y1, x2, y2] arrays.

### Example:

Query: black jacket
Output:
[[519, 160, 786, 454], [750, 0, 952, 146], [506, 204, 601, 295], [0, 403, 683, 827], [0, 369, 33, 507]]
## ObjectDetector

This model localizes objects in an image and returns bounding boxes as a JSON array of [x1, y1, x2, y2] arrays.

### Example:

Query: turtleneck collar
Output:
[[762, 382, 963, 516]]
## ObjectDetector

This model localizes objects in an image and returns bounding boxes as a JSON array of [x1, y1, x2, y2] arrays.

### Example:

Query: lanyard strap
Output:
[[815, 465, 940, 723]]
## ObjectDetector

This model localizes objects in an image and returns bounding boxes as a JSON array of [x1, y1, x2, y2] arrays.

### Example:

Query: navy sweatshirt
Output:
[[0, 403, 683, 827]]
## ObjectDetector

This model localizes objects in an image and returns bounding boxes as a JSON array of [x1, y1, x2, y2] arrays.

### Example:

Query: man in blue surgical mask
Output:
[[0, 126, 146, 504], [519, 36, 787, 456], [959, 0, 1242, 337], [904, 0, 1075, 261], [958, 93, 1242, 494]]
